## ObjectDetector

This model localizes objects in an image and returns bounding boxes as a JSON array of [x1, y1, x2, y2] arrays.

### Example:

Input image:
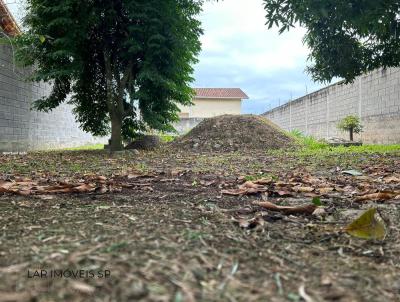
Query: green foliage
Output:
[[289, 129, 329, 150], [159, 134, 176, 143], [312, 197, 322, 207], [15, 0, 203, 150], [337, 115, 363, 133], [264, 0, 400, 82]]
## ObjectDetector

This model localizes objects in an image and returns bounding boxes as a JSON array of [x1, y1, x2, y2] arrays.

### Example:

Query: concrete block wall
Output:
[[0, 44, 105, 152], [263, 68, 400, 144], [173, 118, 204, 135]]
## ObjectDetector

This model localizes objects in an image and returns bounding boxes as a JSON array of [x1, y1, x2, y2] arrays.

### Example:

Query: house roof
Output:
[[194, 88, 249, 100], [0, 0, 20, 36]]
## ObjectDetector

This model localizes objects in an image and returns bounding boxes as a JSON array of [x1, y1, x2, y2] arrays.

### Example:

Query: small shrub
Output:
[[337, 115, 363, 141]]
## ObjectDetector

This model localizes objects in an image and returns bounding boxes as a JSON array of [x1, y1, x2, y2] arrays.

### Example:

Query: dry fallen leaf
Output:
[[241, 181, 263, 189], [94, 185, 108, 194], [0, 181, 15, 192], [0, 292, 32, 302], [342, 170, 363, 176], [383, 176, 400, 183], [253, 177, 273, 185], [72, 183, 95, 193], [319, 187, 334, 194], [221, 189, 247, 196], [275, 190, 293, 197], [355, 192, 398, 202], [293, 186, 315, 193], [253, 201, 317, 215], [236, 216, 265, 230], [344, 208, 386, 240], [298, 285, 314, 302], [95, 175, 107, 182], [222, 181, 267, 196], [312, 207, 327, 218], [70, 281, 95, 294]]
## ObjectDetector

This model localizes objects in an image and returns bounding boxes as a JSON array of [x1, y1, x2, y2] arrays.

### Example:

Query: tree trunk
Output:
[[349, 128, 354, 141], [110, 113, 123, 151], [104, 51, 124, 152]]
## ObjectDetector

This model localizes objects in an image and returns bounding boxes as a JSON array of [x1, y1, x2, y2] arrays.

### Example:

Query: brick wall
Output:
[[0, 44, 106, 152], [263, 68, 400, 144]]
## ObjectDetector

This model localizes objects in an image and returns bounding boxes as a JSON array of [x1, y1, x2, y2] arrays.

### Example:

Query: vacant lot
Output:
[[0, 145, 399, 302]]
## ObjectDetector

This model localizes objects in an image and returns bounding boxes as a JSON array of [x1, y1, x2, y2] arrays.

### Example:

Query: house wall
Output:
[[178, 98, 242, 118], [262, 68, 400, 144], [0, 44, 105, 152]]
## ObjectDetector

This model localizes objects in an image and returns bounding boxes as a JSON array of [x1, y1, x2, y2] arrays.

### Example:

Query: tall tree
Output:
[[16, 0, 203, 151], [264, 0, 400, 82]]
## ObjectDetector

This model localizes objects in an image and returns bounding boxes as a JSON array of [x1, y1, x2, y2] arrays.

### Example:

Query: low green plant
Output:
[[289, 129, 329, 150], [337, 115, 363, 141], [62, 144, 104, 151], [159, 134, 177, 143]]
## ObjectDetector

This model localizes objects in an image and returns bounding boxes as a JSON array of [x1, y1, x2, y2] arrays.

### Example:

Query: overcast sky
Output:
[[195, 0, 323, 114], [7, 0, 324, 114]]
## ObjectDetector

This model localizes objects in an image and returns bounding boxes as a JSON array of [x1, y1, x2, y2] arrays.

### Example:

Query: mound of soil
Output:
[[173, 115, 296, 152], [126, 135, 162, 151]]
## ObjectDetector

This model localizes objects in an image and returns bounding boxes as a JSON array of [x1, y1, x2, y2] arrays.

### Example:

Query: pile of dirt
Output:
[[173, 115, 296, 152]]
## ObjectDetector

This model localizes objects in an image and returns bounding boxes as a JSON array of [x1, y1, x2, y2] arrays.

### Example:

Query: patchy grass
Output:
[[62, 144, 105, 151], [293, 144, 400, 158], [159, 134, 177, 143], [288, 129, 329, 150]]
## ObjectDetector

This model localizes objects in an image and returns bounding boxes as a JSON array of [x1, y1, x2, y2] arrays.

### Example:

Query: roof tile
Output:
[[194, 88, 249, 99], [0, 0, 20, 36]]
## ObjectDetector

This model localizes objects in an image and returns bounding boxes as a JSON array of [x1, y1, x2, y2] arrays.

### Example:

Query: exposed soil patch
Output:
[[172, 115, 296, 152]]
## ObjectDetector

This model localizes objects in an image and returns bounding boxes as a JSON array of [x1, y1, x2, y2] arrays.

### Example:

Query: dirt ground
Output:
[[0, 147, 399, 302]]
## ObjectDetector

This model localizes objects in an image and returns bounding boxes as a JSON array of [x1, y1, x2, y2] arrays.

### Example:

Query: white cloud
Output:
[[199, 1, 309, 73], [195, 0, 323, 113]]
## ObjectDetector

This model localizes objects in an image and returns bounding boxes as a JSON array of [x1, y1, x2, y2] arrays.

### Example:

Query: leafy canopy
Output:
[[337, 115, 363, 133], [16, 0, 203, 146], [264, 0, 400, 82]]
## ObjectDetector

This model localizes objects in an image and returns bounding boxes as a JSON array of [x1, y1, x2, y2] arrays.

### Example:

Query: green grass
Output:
[[62, 144, 105, 151], [159, 134, 177, 143], [288, 129, 329, 150], [268, 129, 400, 157], [288, 129, 400, 154], [296, 144, 400, 156], [59, 134, 176, 151]]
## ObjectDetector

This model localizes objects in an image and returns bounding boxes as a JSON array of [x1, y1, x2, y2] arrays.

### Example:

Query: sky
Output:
[[194, 0, 323, 114], [6, 0, 324, 114]]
